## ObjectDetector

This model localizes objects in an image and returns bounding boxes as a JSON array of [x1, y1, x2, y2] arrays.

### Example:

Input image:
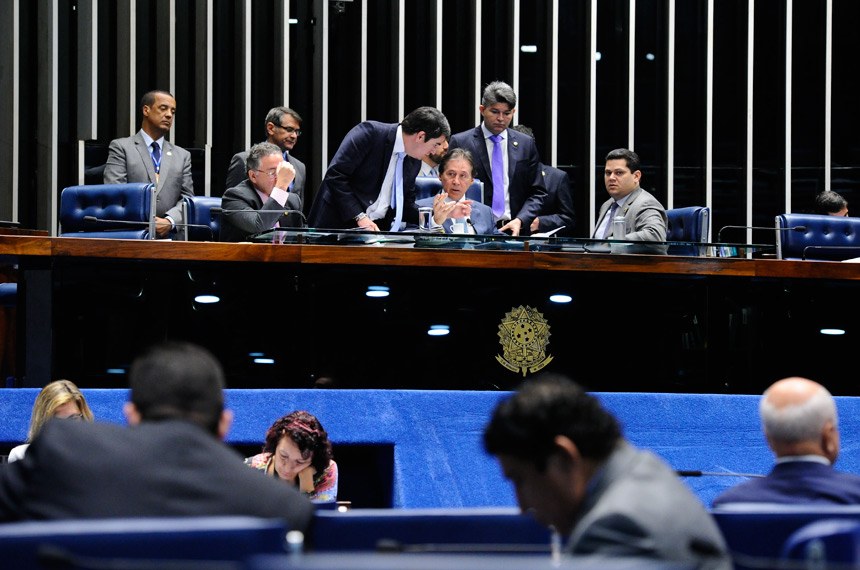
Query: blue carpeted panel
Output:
[[3, 389, 860, 510]]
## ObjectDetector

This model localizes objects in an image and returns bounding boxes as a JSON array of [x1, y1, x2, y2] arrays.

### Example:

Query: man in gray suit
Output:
[[225, 107, 306, 209], [103, 90, 194, 238], [594, 148, 667, 253], [484, 375, 730, 568]]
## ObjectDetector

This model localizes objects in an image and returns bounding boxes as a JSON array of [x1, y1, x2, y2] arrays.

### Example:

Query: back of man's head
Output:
[[401, 106, 451, 141], [760, 376, 838, 457], [484, 374, 621, 471], [129, 341, 226, 436]]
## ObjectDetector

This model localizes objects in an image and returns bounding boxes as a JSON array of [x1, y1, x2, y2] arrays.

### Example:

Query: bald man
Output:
[[713, 377, 860, 506]]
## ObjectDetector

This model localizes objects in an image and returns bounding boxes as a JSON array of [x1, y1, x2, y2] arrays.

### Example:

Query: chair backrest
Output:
[[666, 206, 710, 255], [776, 212, 860, 260], [0, 516, 291, 570], [183, 195, 223, 241], [59, 183, 156, 239], [781, 518, 860, 566], [414, 177, 483, 203]]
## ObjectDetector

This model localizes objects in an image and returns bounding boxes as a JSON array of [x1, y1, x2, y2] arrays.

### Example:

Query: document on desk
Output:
[[531, 226, 565, 238]]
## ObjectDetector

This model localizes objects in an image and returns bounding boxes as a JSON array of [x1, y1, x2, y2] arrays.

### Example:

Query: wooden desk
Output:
[[2, 235, 858, 392]]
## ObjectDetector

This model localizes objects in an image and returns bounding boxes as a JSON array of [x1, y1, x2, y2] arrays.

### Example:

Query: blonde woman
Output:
[[8, 380, 94, 462]]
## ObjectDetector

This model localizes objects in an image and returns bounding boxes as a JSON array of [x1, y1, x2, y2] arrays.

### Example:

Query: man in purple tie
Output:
[[104, 90, 195, 238], [448, 81, 546, 236]]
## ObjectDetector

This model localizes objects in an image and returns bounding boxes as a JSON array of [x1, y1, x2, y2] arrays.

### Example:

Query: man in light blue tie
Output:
[[308, 107, 450, 231], [448, 81, 547, 236], [224, 107, 307, 209], [103, 90, 194, 238]]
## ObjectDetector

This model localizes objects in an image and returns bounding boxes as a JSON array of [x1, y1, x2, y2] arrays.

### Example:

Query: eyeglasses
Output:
[[254, 168, 278, 178], [275, 124, 301, 136], [442, 171, 473, 182]]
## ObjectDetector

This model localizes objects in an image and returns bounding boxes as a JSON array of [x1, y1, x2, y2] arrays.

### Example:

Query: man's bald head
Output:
[[759, 377, 839, 462]]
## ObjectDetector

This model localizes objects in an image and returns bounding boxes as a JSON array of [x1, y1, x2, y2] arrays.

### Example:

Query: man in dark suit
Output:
[[220, 142, 303, 242], [509, 124, 575, 236], [713, 377, 860, 506], [484, 375, 730, 568], [225, 107, 307, 207], [0, 341, 314, 530], [448, 81, 546, 236], [308, 106, 450, 231], [103, 90, 195, 238]]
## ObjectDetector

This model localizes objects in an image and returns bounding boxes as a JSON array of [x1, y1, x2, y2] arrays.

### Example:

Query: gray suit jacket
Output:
[[568, 442, 731, 569], [415, 197, 497, 235], [595, 187, 667, 242], [225, 149, 306, 209], [219, 179, 303, 242], [103, 131, 194, 225]]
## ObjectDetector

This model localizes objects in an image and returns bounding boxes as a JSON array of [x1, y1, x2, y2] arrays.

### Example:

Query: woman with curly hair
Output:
[[8, 379, 94, 462], [245, 410, 338, 503]]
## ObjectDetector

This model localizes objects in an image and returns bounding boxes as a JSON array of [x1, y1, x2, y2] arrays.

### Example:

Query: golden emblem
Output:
[[496, 305, 553, 376]]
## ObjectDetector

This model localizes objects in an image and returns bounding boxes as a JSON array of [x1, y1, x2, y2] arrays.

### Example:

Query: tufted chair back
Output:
[[59, 183, 156, 239], [414, 177, 484, 203], [776, 213, 860, 260], [666, 206, 710, 256], [182, 196, 223, 242]]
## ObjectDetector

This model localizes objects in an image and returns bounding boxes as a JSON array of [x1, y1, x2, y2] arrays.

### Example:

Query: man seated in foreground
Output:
[[484, 374, 730, 568], [0, 341, 313, 530], [713, 376, 860, 506]]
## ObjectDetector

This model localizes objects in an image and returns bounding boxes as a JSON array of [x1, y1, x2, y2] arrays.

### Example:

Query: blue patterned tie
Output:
[[390, 152, 405, 232], [601, 202, 619, 239], [150, 142, 161, 176]]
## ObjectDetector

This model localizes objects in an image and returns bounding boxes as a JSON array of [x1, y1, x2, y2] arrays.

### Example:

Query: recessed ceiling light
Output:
[[549, 294, 572, 304], [428, 325, 450, 337], [366, 286, 390, 298], [194, 294, 220, 304], [820, 328, 846, 336]]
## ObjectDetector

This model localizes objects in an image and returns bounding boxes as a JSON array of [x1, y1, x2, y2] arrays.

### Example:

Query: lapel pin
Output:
[[512, 141, 519, 147], [166, 151, 173, 156]]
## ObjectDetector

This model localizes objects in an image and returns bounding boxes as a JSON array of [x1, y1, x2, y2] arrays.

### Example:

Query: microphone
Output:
[[82, 215, 215, 239], [716, 224, 807, 243], [214, 208, 307, 228], [676, 469, 764, 478]]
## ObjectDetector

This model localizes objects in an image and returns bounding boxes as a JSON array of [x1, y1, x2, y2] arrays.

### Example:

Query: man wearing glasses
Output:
[[225, 107, 307, 207], [219, 142, 301, 242]]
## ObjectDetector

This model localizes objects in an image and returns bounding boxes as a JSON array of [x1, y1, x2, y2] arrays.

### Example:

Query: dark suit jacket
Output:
[[308, 122, 421, 230], [448, 126, 546, 229], [712, 460, 860, 506], [415, 197, 496, 235], [103, 131, 195, 224], [0, 419, 314, 530], [535, 164, 575, 235], [225, 149, 306, 208], [220, 180, 304, 242], [569, 442, 731, 568]]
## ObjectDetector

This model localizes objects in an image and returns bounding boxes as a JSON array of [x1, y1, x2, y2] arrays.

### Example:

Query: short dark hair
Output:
[[140, 90, 174, 110], [814, 190, 848, 215], [481, 81, 517, 109], [605, 148, 641, 173], [263, 410, 333, 474], [438, 147, 475, 178], [129, 341, 225, 436], [509, 124, 534, 139], [265, 107, 302, 132], [246, 142, 283, 172], [484, 374, 621, 471], [400, 106, 451, 141]]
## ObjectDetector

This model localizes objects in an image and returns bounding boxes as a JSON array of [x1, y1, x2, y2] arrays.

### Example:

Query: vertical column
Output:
[[313, 0, 329, 174], [116, 1, 137, 136], [745, 1, 755, 242], [548, 0, 558, 165], [36, 0, 58, 234], [194, 0, 213, 195], [588, 0, 597, 231], [76, 0, 97, 141], [824, 0, 832, 191], [627, 0, 636, 149], [275, 0, 290, 105], [240, 0, 251, 149], [0, 0, 19, 223], [784, 0, 792, 214], [434, 0, 443, 109], [396, 0, 405, 119], [705, 0, 713, 219], [512, 0, 520, 101], [473, 0, 481, 110], [665, 0, 675, 208]]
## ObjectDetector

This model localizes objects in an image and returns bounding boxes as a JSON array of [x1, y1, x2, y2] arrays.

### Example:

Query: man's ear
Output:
[[551, 435, 581, 471], [822, 420, 839, 463], [415, 131, 426, 142], [218, 409, 234, 441], [123, 402, 142, 426]]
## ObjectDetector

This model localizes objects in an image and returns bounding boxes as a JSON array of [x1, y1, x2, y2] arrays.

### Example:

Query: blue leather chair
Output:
[[781, 518, 860, 566], [182, 195, 222, 241], [665, 206, 710, 256], [0, 282, 16, 306], [0, 516, 292, 570], [776, 212, 860, 260], [59, 183, 157, 239], [414, 177, 484, 203]]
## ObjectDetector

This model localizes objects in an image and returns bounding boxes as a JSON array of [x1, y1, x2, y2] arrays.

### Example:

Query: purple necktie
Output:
[[601, 202, 619, 238], [489, 134, 505, 217]]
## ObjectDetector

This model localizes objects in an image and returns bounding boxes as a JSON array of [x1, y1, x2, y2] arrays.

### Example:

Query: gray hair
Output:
[[246, 142, 282, 172], [760, 384, 838, 443], [481, 81, 517, 108]]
